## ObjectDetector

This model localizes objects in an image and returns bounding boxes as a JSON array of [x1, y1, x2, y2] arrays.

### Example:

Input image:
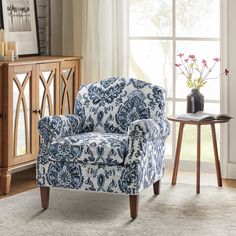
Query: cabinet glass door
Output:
[[60, 61, 79, 114], [39, 71, 55, 117], [13, 73, 31, 156], [37, 63, 59, 118], [35, 63, 59, 153], [0, 67, 2, 168], [11, 65, 36, 165]]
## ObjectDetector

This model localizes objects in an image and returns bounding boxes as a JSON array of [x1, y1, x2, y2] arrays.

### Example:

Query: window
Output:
[[129, 0, 221, 163]]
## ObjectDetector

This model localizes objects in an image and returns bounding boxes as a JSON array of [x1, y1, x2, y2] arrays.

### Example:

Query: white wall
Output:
[[50, 0, 82, 56], [62, 0, 82, 56], [50, 0, 63, 55]]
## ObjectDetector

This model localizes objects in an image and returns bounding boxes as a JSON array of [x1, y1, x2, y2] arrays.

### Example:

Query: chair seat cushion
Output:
[[49, 132, 129, 165]]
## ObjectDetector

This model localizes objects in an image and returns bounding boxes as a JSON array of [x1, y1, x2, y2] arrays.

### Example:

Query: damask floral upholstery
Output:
[[36, 77, 170, 195]]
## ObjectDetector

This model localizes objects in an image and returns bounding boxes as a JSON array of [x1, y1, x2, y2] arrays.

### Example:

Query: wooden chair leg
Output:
[[129, 195, 139, 219], [40, 187, 50, 209], [153, 180, 161, 195]]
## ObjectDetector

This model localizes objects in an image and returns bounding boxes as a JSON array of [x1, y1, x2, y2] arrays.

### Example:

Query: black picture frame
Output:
[[0, 0, 40, 56], [0, 2, 3, 29]]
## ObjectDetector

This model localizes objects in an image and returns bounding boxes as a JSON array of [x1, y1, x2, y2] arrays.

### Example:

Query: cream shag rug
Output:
[[0, 183, 236, 236]]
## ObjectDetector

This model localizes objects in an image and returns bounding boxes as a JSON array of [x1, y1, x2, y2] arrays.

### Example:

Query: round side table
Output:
[[168, 115, 229, 194]]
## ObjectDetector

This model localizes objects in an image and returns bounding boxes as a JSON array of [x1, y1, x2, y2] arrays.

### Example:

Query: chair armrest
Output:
[[128, 117, 170, 141], [125, 117, 170, 165], [38, 114, 83, 145]]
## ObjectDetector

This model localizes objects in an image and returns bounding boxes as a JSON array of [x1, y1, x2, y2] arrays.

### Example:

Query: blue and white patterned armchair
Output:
[[36, 77, 170, 219]]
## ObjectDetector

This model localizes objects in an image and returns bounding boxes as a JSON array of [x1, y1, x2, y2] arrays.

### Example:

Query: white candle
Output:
[[0, 41, 5, 57], [0, 29, 5, 42], [6, 50, 14, 61], [4, 42, 8, 56], [8, 41, 18, 58]]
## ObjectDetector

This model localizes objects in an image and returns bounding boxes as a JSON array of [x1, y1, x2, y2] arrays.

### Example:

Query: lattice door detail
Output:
[[60, 68, 75, 114], [39, 70, 56, 118], [13, 73, 32, 157]]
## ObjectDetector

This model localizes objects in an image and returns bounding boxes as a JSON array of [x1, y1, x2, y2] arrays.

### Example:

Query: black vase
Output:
[[187, 89, 204, 113]]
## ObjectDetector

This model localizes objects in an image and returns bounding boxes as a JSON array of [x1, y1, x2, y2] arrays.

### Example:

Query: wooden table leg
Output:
[[196, 124, 201, 194], [172, 123, 185, 185], [211, 123, 223, 187]]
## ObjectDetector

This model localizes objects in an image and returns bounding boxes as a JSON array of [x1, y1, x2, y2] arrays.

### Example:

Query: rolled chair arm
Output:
[[125, 117, 170, 165], [128, 117, 170, 141], [38, 114, 83, 145]]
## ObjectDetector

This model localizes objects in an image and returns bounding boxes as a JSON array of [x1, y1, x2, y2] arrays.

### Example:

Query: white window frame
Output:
[[128, 0, 229, 175]]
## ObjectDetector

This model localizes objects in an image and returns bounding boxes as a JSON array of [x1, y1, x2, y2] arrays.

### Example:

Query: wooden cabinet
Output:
[[0, 67, 3, 173], [0, 56, 81, 194], [60, 60, 80, 114]]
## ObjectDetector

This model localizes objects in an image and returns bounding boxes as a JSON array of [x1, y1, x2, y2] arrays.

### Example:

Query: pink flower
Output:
[[184, 59, 189, 63], [225, 68, 229, 76], [188, 54, 196, 60], [175, 63, 181, 67], [213, 57, 220, 62], [202, 59, 207, 67], [177, 53, 184, 57]]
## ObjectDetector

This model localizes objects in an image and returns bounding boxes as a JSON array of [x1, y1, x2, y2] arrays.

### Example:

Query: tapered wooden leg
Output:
[[172, 123, 185, 185], [211, 123, 223, 187], [0, 169, 12, 194], [153, 180, 161, 195], [196, 124, 201, 194], [40, 187, 50, 209], [129, 195, 139, 219]]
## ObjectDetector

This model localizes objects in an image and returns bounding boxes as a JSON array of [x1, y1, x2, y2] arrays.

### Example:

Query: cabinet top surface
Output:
[[0, 56, 82, 66]]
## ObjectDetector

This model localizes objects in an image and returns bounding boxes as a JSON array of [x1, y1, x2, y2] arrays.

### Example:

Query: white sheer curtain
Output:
[[82, 0, 129, 84], [63, 0, 129, 84]]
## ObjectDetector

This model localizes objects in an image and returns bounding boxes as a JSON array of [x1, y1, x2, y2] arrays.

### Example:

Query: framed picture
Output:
[[0, 0, 40, 56]]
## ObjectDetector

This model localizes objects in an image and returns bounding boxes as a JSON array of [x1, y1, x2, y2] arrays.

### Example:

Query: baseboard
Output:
[[165, 159, 236, 180], [227, 163, 236, 179], [165, 159, 215, 173], [10, 163, 36, 174]]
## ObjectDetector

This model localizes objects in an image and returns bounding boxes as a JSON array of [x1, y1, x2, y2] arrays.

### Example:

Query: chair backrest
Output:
[[74, 77, 166, 134]]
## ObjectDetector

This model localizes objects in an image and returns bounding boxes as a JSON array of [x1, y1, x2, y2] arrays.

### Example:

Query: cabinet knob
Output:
[[33, 109, 41, 114]]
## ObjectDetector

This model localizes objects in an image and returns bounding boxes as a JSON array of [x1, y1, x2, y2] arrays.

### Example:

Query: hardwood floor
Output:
[[0, 168, 236, 200], [0, 168, 36, 199]]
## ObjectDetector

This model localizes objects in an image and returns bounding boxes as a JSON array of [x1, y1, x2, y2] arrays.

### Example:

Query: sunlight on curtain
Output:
[[81, 0, 129, 84]]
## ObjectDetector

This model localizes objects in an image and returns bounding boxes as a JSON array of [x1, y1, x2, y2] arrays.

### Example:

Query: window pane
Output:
[[176, 0, 220, 38], [175, 102, 220, 162], [129, 0, 222, 166], [129, 40, 173, 96], [204, 103, 220, 114], [176, 41, 220, 100], [129, 0, 172, 36]]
